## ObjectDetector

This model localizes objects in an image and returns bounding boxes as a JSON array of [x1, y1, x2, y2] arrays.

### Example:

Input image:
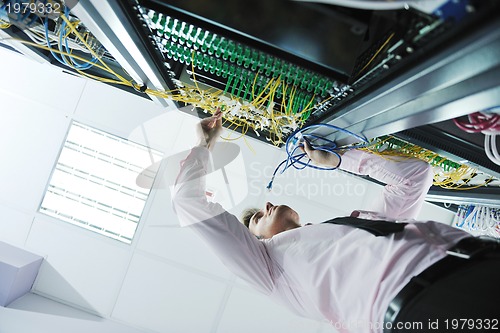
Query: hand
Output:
[[300, 140, 341, 167], [197, 110, 223, 150]]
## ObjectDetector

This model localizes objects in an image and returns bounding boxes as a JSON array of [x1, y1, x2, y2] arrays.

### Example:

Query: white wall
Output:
[[0, 47, 455, 333]]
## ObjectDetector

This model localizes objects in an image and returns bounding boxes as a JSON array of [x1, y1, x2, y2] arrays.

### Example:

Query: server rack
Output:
[[1, 0, 499, 207]]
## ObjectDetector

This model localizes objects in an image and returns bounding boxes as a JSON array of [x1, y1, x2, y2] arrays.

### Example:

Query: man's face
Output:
[[248, 202, 300, 239]]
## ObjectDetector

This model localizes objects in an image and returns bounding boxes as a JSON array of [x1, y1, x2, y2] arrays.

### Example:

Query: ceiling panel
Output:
[[0, 48, 87, 114], [0, 93, 70, 212], [112, 252, 229, 332], [136, 224, 235, 280], [2, 293, 151, 333], [0, 205, 33, 248], [216, 286, 322, 333], [73, 79, 176, 149], [25, 216, 132, 316]]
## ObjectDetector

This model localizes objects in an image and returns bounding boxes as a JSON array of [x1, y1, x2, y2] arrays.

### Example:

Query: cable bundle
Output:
[[267, 124, 369, 190], [1, 1, 104, 71], [453, 108, 500, 166], [184, 58, 326, 146], [3, 7, 318, 146], [1, 4, 344, 146], [140, 7, 349, 145], [453, 204, 500, 238], [43, 7, 99, 70], [362, 135, 496, 190]]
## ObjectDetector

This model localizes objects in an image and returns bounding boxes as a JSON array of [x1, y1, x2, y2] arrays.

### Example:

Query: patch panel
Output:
[[136, 4, 351, 145]]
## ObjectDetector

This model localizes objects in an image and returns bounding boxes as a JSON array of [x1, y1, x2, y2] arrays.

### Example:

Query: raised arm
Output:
[[301, 141, 433, 220], [171, 113, 276, 294]]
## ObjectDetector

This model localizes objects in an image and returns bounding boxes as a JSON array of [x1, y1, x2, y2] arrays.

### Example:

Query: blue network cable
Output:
[[44, 6, 98, 70], [454, 204, 500, 236], [44, 15, 66, 64], [267, 124, 369, 190], [59, 6, 98, 70]]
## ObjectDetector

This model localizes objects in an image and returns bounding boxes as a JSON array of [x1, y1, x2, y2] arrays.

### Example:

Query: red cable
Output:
[[453, 112, 500, 133]]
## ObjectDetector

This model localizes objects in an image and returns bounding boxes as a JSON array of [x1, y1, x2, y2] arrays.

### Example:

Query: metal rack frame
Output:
[[70, 0, 175, 107], [427, 186, 500, 208], [318, 17, 500, 146]]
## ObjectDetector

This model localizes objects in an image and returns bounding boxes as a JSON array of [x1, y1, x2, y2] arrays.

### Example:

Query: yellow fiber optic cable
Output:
[[5, 17, 314, 147], [355, 32, 395, 79], [0, 20, 11, 29], [60, 14, 130, 84], [362, 136, 496, 190], [5, 38, 129, 86]]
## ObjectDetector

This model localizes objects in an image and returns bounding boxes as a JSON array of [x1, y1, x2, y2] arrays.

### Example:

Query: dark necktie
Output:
[[322, 216, 407, 237]]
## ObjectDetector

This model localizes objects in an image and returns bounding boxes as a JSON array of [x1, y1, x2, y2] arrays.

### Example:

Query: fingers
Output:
[[299, 140, 313, 159], [200, 116, 214, 128], [208, 110, 223, 128], [200, 111, 223, 129], [214, 110, 223, 128], [196, 110, 224, 149], [303, 140, 313, 154]]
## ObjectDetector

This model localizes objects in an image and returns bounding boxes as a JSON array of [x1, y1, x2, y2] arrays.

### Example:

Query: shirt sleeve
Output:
[[171, 146, 276, 294], [339, 149, 433, 220]]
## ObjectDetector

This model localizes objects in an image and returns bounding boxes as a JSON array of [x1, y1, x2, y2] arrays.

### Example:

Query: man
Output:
[[172, 113, 500, 333]]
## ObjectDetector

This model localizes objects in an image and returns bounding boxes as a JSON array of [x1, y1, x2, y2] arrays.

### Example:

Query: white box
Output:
[[0, 241, 43, 306]]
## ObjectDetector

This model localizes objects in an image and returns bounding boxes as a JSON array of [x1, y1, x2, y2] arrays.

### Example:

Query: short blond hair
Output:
[[240, 208, 260, 228]]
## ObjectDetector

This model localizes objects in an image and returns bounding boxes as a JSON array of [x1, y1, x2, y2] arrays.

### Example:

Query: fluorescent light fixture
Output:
[[39, 121, 163, 244]]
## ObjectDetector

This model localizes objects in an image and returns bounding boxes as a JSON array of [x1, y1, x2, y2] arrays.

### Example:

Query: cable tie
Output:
[[132, 83, 148, 93]]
